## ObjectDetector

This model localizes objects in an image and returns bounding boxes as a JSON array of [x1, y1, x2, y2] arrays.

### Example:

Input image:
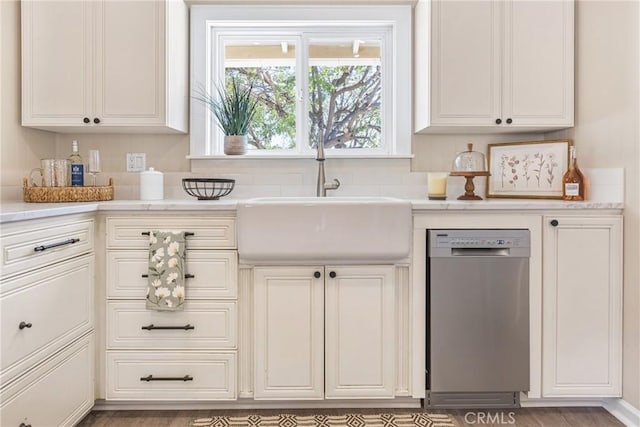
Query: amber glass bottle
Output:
[[562, 146, 585, 201]]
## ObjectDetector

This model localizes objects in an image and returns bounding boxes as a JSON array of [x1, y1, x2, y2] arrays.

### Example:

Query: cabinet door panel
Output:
[[0, 255, 94, 386], [95, 0, 165, 124], [430, 0, 501, 125], [106, 351, 236, 400], [503, 0, 574, 126], [107, 250, 237, 299], [325, 266, 395, 398], [107, 300, 236, 350], [0, 335, 93, 427], [254, 267, 324, 399], [542, 216, 622, 397], [22, 0, 92, 124]]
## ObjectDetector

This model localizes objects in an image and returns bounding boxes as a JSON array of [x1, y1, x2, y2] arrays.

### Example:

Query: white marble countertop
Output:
[[410, 198, 624, 211], [0, 198, 624, 224]]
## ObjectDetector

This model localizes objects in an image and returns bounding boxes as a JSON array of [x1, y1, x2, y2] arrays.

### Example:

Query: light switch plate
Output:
[[126, 153, 146, 172]]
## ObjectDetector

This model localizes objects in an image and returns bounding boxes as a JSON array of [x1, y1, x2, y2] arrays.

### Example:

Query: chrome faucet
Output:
[[316, 140, 340, 197]]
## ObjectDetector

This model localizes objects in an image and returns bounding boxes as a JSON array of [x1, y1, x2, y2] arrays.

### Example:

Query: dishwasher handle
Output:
[[451, 247, 510, 257]]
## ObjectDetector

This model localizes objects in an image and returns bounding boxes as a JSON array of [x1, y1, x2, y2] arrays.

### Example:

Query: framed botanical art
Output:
[[486, 139, 572, 199]]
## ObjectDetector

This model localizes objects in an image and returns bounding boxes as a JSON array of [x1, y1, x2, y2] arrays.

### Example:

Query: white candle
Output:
[[428, 172, 448, 199]]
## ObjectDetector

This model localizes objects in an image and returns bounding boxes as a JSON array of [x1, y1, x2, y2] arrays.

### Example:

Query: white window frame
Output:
[[189, 5, 412, 158]]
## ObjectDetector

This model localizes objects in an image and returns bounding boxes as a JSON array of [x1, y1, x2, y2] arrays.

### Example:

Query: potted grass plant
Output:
[[195, 76, 258, 155]]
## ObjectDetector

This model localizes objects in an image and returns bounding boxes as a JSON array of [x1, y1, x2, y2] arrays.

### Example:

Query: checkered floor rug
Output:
[[191, 413, 454, 427]]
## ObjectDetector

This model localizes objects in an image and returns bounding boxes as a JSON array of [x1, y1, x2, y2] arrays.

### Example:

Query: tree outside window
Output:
[[223, 37, 383, 152]]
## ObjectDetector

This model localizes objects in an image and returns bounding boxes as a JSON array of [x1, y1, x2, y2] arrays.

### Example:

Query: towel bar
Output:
[[141, 231, 194, 237], [141, 324, 195, 331], [140, 375, 193, 382], [141, 273, 194, 279]]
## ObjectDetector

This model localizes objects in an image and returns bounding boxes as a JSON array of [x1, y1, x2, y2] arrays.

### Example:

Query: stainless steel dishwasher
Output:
[[426, 229, 530, 408]]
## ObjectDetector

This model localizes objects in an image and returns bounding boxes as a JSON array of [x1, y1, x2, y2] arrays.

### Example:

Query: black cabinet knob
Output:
[[20, 423, 32, 427], [83, 117, 90, 124], [314, 271, 321, 279], [329, 271, 336, 278], [93, 117, 101, 124], [495, 118, 502, 124], [506, 118, 513, 124], [19, 321, 32, 330], [550, 219, 559, 227]]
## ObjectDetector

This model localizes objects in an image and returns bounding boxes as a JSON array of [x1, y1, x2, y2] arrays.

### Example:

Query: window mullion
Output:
[[297, 34, 309, 155], [212, 31, 226, 155]]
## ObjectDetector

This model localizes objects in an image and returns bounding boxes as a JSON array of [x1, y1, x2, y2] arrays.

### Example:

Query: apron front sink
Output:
[[237, 197, 411, 264]]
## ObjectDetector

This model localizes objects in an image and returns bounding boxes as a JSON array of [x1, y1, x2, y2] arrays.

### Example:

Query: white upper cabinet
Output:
[[415, 0, 574, 133], [22, 0, 188, 133]]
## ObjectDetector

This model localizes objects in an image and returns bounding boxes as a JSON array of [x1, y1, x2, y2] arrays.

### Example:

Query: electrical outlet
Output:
[[126, 153, 146, 172]]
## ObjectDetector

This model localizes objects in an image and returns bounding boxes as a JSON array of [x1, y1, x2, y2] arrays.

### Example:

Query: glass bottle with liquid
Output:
[[562, 146, 584, 201], [69, 140, 84, 186]]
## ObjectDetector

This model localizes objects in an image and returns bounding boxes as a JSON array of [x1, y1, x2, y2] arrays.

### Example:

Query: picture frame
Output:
[[486, 139, 572, 199]]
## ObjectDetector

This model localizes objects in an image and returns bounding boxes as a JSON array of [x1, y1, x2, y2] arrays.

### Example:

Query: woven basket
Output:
[[23, 177, 114, 203]]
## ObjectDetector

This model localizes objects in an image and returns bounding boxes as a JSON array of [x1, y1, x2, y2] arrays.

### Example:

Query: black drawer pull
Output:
[[140, 375, 193, 382], [33, 238, 80, 252], [141, 231, 194, 237], [20, 423, 32, 427], [142, 273, 194, 279], [550, 219, 559, 227], [19, 322, 32, 330], [141, 324, 195, 331]]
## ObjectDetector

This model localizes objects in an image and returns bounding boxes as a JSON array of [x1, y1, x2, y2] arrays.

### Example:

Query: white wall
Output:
[[0, 0, 56, 202]]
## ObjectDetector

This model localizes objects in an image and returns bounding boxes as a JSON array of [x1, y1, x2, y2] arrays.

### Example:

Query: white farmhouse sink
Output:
[[237, 197, 411, 264]]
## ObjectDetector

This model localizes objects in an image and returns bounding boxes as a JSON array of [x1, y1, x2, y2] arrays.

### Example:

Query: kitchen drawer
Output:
[[106, 351, 236, 400], [0, 217, 93, 279], [0, 334, 94, 427], [0, 255, 94, 385], [106, 216, 236, 249], [107, 300, 237, 349], [107, 250, 237, 299]]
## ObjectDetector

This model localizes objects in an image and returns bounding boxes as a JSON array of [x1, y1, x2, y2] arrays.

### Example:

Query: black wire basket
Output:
[[182, 178, 235, 200]]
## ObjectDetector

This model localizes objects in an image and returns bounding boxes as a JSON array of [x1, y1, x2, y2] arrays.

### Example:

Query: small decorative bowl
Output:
[[182, 178, 235, 200]]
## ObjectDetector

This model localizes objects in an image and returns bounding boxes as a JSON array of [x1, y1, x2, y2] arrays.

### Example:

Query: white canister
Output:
[[140, 167, 164, 200]]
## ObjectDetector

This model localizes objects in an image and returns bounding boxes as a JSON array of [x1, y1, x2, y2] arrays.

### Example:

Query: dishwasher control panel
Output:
[[428, 229, 530, 250]]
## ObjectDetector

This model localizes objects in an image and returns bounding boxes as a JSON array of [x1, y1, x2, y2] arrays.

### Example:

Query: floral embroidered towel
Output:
[[146, 231, 186, 311]]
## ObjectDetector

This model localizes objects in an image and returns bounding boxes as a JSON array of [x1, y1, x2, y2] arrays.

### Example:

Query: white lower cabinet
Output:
[[106, 351, 236, 400], [0, 215, 95, 426], [325, 266, 395, 398], [107, 300, 237, 350], [254, 267, 325, 399], [104, 215, 239, 402], [1, 255, 94, 385], [542, 215, 623, 397], [1, 335, 94, 427], [254, 265, 395, 400]]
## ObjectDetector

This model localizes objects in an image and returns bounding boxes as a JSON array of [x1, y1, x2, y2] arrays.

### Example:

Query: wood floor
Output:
[[78, 407, 624, 427]]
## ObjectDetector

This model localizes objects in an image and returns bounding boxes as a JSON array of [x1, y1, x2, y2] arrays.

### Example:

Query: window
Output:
[[190, 6, 411, 158]]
